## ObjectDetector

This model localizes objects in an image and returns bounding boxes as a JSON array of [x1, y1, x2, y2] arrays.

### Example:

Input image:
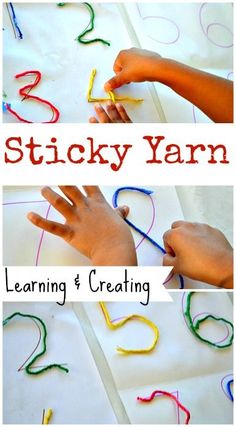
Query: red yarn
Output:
[[6, 70, 60, 123], [137, 390, 190, 424]]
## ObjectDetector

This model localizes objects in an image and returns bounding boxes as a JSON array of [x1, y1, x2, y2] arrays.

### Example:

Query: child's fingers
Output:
[[162, 253, 176, 269], [104, 71, 127, 92], [41, 187, 73, 217], [27, 212, 69, 238], [89, 116, 98, 123], [113, 52, 123, 73], [83, 186, 106, 201], [163, 230, 178, 257], [106, 101, 125, 123], [94, 103, 111, 123], [115, 103, 132, 123], [171, 220, 187, 229], [115, 205, 130, 219], [59, 186, 86, 206]]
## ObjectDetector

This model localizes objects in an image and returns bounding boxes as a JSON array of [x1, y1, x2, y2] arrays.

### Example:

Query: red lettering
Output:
[[143, 135, 165, 163], [5, 137, 23, 164]]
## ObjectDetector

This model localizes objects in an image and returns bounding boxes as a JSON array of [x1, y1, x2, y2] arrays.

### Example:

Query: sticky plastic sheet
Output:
[[3, 294, 233, 424], [2, 2, 161, 123], [2, 3, 233, 123], [3, 302, 117, 424], [3, 185, 232, 289], [81, 292, 233, 424], [124, 2, 233, 123]]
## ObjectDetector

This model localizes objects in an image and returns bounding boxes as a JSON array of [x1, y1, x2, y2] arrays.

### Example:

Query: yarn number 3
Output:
[[5, 70, 60, 123]]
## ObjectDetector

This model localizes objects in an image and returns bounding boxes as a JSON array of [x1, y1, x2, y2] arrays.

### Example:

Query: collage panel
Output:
[[2, 185, 233, 290], [3, 293, 233, 423], [2, 2, 233, 124]]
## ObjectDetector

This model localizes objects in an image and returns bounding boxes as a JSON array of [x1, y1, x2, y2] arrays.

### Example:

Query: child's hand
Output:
[[89, 102, 132, 123], [163, 221, 233, 288], [104, 48, 163, 91], [104, 48, 233, 122], [27, 186, 137, 266]]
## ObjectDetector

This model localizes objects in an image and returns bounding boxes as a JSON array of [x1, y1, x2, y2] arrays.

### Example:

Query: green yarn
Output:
[[3, 312, 69, 375], [184, 292, 234, 349], [57, 2, 110, 46]]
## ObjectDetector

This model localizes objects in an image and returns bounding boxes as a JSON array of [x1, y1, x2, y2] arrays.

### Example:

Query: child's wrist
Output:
[[91, 241, 137, 266], [217, 251, 233, 289], [152, 58, 178, 85]]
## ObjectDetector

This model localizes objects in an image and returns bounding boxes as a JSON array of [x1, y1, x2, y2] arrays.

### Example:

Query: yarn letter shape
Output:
[[87, 69, 143, 103], [137, 390, 190, 424], [3, 312, 69, 375], [184, 292, 234, 349], [112, 186, 184, 289], [57, 2, 110, 46], [99, 302, 159, 354], [5, 71, 60, 123]]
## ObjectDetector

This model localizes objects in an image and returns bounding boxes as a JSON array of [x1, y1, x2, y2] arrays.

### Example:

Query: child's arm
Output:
[[163, 221, 233, 288], [89, 101, 132, 123], [104, 48, 233, 123], [27, 186, 137, 266]]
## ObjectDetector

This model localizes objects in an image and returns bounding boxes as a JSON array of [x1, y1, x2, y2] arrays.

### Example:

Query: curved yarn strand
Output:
[[100, 302, 159, 354], [57, 2, 110, 45], [112, 187, 184, 289], [184, 292, 234, 349], [137, 389, 190, 424], [6, 70, 60, 123], [3, 312, 69, 375]]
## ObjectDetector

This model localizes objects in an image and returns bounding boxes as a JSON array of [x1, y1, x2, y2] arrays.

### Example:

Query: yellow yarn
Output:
[[43, 409, 53, 424], [99, 302, 159, 354], [87, 69, 143, 103]]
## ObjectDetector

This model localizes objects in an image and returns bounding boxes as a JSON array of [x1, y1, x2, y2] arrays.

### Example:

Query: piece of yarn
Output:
[[184, 292, 234, 349], [87, 69, 143, 103], [2, 101, 11, 112], [7, 3, 23, 39], [57, 2, 110, 45], [3, 312, 69, 375], [112, 186, 184, 289], [77, 3, 110, 45], [226, 379, 234, 402], [5, 70, 60, 123], [137, 390, 190, 424], [220, 374, 234, 401], [100, 302, 159, 354], [43, 409, 53, 424], [17, 318, 42, 371]]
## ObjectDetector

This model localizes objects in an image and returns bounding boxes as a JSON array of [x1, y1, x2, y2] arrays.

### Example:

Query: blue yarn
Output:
[[112, 186, 184, 289], [226, 379, 234, 401], [2, 102, 10, 112], [9, 3, 23, 39]]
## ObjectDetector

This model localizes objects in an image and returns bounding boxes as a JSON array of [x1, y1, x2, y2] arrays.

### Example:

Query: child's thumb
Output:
[[104, 72, 127, 92], [162, 253, 176, 268], [115, 205, 130, 219]]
